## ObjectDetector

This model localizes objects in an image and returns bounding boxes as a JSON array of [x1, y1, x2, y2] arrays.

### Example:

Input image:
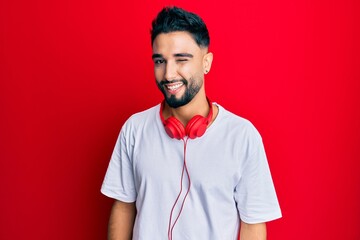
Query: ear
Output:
[[203, 52, 213, 74]]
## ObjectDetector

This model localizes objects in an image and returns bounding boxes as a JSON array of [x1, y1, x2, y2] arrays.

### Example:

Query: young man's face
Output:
[[152, 31, 209, 108]]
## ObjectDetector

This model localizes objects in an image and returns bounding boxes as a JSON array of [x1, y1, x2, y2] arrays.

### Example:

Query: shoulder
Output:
[[216, 104, 261, 140], [213, 104, 263, 156], [120, 104, 161, 135]]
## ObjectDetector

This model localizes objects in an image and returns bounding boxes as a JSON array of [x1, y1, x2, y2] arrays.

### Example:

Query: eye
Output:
[[154, 59, 165, 64], [176, 59, 188, 62]]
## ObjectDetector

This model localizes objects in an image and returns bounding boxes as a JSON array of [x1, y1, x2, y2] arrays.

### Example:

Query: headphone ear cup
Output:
[[165, 117, 186, 140], [186, 115, 208, 139]]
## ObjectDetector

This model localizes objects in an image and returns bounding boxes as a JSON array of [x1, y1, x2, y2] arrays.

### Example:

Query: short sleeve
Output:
[[100, 127, 137, 203], [234, 137, 282, 223]]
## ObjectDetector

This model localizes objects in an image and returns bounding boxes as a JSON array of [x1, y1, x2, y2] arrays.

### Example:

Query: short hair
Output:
[[151, 6, 210, 48]]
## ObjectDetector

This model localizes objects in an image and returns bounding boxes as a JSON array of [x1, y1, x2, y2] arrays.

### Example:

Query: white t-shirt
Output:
[[101, 103, 282, 239]]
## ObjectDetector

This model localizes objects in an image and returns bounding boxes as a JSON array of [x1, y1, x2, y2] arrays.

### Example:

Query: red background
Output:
[[1, 0, 359, 239]]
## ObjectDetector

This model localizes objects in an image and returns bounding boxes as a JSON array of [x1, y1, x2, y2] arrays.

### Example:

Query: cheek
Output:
[[154, 66, 164, 80], [178, 63, 203, 79]]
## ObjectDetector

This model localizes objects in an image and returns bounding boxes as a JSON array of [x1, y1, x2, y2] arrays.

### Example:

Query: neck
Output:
[[163, 92, 209, 126]]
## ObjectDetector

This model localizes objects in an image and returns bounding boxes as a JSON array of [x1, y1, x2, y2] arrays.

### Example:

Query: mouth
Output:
[[161, 80, 186, 95], [166, 82, 184, 91]]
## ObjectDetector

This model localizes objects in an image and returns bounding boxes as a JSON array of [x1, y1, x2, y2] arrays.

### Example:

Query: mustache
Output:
[[160, 79, 188, 86]]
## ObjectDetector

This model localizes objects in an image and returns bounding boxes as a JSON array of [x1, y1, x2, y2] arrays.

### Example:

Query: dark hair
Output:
[[151, 6, 210, 48]]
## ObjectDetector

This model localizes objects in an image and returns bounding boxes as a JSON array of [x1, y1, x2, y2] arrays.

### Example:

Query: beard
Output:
[[157, 77, 202, 108]]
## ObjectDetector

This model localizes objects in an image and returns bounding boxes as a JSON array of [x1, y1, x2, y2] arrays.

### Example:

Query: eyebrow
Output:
[[152, 53, 194, 59], [152, 53, 162, 59], [174, 53, 193, 58]]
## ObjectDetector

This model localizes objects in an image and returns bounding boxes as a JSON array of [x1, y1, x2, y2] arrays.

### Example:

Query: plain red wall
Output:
[[1, 0, 359, 239]]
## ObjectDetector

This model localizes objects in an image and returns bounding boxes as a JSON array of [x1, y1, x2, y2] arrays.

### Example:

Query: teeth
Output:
[[166, 83, 183, 90]]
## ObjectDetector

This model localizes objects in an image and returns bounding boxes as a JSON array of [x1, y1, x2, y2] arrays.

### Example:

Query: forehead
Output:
[[152, 31, 201, 55]]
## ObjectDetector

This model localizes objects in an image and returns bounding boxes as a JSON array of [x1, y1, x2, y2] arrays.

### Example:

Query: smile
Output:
[[165, 82, 184, 91]]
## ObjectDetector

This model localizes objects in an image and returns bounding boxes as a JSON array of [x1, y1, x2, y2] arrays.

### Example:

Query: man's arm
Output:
[[239, 221, 266, 240], [108, 200, 136, 240]]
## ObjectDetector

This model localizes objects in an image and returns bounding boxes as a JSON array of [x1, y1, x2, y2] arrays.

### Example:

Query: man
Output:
[[101, 6, 281, 240]]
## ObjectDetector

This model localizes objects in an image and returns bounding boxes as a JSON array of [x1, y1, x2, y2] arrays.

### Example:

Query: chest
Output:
[[131, 136, 242, 195]]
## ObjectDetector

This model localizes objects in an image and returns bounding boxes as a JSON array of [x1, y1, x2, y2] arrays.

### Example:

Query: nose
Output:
[[164, 61, 177, 81]]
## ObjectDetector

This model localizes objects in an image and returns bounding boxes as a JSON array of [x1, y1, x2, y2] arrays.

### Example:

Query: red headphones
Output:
[[160, 98, 213, 140]]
